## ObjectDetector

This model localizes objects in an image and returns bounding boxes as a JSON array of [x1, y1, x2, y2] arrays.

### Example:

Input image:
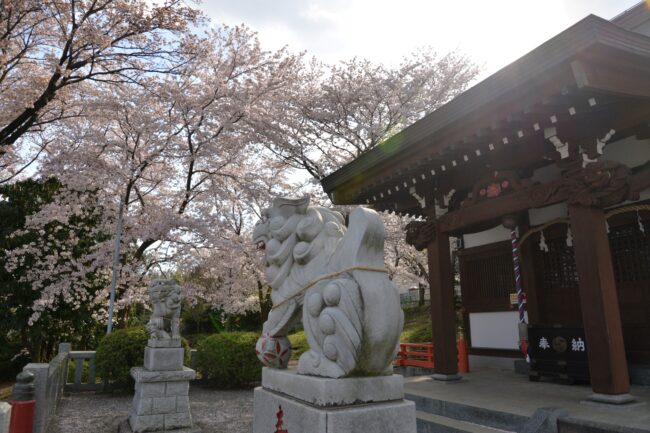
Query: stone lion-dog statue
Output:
[[146, 279, 182, 344], [253, 197, 403, 378]]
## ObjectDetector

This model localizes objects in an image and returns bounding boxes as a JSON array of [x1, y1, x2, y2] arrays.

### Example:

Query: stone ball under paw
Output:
[[255, 334, 291, 369]]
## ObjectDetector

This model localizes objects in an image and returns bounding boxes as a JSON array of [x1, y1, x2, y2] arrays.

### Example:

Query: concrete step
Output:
[[416, 411, 516, 433], [406, 392, 529, 432]]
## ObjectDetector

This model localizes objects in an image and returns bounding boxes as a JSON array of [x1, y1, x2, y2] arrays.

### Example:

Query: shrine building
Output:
[[320, 2, 650, 402]]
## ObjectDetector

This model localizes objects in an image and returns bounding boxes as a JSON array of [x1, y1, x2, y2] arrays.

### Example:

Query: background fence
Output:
[[16, 344, 198, 433], [22, 343, 69, 433]]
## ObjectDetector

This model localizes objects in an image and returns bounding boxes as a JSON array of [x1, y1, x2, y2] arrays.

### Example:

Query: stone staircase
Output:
[[406, 392, 526, 433], [407, 391, 650, 433]]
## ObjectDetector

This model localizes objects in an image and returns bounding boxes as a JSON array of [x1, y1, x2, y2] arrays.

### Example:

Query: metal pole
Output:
[[106, 196, 124, 334]]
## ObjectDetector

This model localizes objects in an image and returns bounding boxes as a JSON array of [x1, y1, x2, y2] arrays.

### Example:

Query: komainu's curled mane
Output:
[[253, 197, 403, 378]]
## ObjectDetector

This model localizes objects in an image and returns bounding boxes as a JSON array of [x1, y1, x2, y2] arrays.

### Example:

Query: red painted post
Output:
[[8, 401, 35, 433], [9, 371, 35, 433], [457, 333, 470, 373]]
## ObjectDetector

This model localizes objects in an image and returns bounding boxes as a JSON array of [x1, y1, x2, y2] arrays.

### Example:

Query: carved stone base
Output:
[[252, 368, 416, 433], [147, 338, 181, 348], [127, 367, 196, 433], [144, 346, 184, 371]]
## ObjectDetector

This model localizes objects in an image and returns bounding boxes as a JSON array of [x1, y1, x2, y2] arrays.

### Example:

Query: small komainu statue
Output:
[[253, 197, 404, 378], [146, 279, 182, 344]]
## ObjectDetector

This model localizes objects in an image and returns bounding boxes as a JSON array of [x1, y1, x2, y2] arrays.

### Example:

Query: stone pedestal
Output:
[[0, 402, 11, 433], [253, 368, 416, 433], [125, 346, 199, 433]]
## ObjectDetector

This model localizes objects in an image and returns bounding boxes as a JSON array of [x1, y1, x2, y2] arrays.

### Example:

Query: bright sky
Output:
[[200, 0, 642, 79]]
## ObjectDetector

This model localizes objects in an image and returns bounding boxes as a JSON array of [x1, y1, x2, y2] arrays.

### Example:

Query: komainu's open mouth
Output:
[[256, 240, 266, 250]]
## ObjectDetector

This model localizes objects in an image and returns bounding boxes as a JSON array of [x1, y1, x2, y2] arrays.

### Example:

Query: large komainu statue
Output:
[[146, 279, 182, 344], [253, 197, 404, 378]]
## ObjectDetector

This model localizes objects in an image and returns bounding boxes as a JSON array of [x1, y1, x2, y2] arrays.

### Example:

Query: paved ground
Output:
[[48, 385, 254, 433], [47, 368, 650, 432], [404, 367, 650, 431]]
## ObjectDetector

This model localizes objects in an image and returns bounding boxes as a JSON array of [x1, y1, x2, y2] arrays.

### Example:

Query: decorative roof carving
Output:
[[463, 171, 531, 207], [529, 160, 638, 208], [405, 220, 436, 251]]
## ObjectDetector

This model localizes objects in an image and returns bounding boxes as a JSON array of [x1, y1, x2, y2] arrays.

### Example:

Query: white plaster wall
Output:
[[526, 165, 568, 225], [469, 311, 528, 350], [602, 136, 650, 169], [528, 203, 568, 226], [462, 225, 511, 249], [530, 163, 561, 183]]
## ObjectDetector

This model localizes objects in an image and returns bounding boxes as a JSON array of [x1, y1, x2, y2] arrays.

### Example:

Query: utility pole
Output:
[[106, 196, 124, 334]]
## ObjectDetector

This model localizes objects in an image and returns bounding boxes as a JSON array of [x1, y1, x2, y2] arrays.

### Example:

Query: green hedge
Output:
[[95, 327, 190, 388], [288, 331, 308, 360], [195, 332, 261, 388]]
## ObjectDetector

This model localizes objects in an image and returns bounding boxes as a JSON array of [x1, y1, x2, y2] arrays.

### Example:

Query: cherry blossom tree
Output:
[[383, 213, 429, 304], [259, 49, 478, 292], [4, 24, 302, 331], [0, 178, 111, 360], [0, 0, 202, 180], [262, 48, 480, 179], [0, 2, 480, 338]]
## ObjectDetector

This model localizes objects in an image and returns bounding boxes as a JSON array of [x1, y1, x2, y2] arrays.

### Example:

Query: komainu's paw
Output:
[[297, 350, 346, 378]]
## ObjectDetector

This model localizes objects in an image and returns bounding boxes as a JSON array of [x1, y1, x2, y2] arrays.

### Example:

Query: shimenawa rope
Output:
[[271, 266, 388, 310]]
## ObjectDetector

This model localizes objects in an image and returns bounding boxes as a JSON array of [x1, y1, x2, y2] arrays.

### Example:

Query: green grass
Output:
[[288, 331, 308, 360], [400, 305, 433, 343]]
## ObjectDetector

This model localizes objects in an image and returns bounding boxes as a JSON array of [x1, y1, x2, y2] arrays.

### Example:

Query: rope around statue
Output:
[[271, 266, 389, 310]]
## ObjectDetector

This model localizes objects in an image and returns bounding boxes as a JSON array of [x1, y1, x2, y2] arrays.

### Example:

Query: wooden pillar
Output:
[[427, 226, 458, 377], [568, 204, 630, 396]]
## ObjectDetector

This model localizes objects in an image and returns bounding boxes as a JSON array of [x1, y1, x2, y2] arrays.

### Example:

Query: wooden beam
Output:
[[569, 205, 630, 395], [439, 190, 533, 233], [571, 58, 650, 99], [427, 218, 458, 376], [439, 164, 650, 234]]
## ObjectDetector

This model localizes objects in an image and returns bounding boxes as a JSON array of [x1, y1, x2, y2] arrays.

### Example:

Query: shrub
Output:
[[195, 332, 261, 388], [96, 327, 147, 388], [95, 327, 191, 388]]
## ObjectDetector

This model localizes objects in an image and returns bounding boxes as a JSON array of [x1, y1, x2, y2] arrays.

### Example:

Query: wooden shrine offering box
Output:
[[528, 325, 589, 383]]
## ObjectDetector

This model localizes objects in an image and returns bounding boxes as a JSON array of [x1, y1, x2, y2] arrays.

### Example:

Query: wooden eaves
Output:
[[320, 14, 650, 214]]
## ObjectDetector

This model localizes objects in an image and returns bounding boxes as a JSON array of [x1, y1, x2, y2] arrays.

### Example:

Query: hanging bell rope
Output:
[[510, 228, 529, 361], [502, 215, 529, 362]]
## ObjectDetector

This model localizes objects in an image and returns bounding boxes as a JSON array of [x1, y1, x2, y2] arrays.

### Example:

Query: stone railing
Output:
[[23, 343, 70, 433], [65, 350, 102, 392], [16, 344, 198, 433]]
